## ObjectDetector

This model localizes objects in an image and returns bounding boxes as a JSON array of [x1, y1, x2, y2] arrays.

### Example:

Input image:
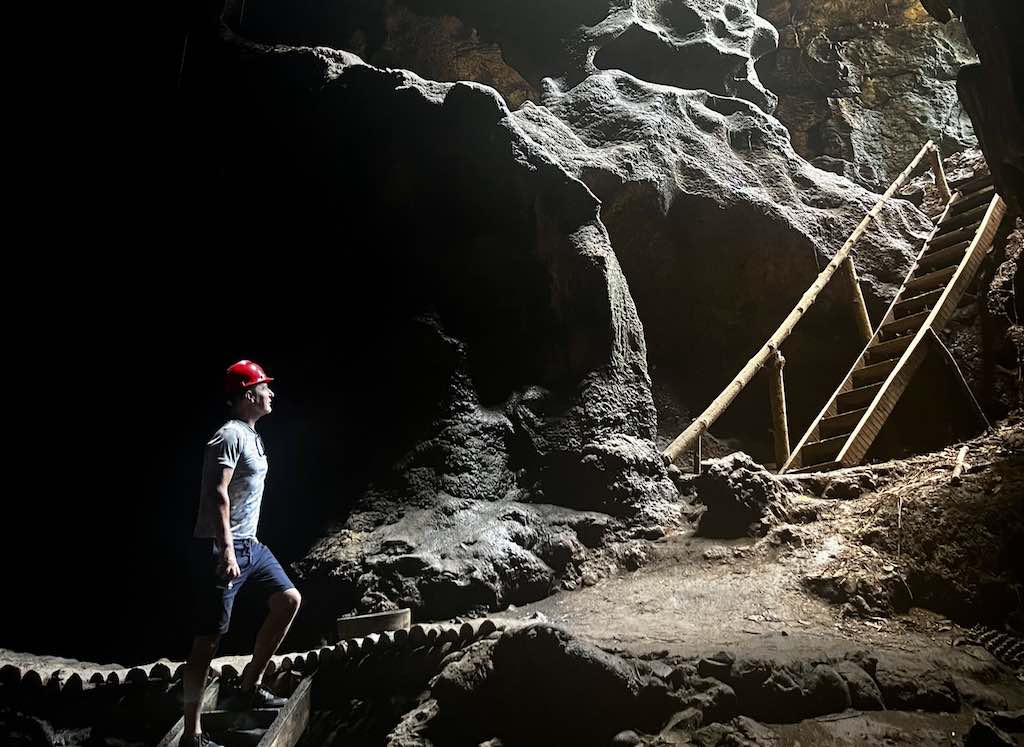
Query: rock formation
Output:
[[757, 0, 977, 188], [920, 0, 1024, 217]]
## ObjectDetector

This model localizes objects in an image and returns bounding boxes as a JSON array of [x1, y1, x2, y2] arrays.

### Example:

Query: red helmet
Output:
[[225, 360, 274, 394]]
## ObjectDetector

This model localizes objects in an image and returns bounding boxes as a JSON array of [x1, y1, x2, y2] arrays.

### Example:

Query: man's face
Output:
[[249, 382, 274, 416]]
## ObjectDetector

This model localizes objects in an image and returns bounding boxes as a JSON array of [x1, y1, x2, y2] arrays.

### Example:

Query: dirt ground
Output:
[[491, 528, 949, 659], [488, 417, 1022, 659]]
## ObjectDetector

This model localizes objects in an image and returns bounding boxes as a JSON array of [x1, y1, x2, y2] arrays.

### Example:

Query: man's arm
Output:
[[213, 465, 241, 581]]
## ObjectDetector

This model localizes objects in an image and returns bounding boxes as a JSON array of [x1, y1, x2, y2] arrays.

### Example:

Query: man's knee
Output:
[[194, 633, 221, 652], [188, 634, 221, 664], [272, 588, 301, 614]]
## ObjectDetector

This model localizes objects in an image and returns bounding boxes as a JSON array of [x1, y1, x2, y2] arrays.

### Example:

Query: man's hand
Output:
[[218, 549, 241, 582]]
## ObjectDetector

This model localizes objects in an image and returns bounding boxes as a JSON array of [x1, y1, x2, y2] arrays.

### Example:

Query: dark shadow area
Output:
[[594, 22, 746, 98], [2, 30, 585, 665]]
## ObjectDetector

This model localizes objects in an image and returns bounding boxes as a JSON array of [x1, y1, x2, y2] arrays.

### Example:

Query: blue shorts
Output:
[[189, 537, 295, 636]]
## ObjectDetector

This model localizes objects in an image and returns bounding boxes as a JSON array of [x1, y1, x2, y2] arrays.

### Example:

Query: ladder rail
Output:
[[257, 675, 313, 747]]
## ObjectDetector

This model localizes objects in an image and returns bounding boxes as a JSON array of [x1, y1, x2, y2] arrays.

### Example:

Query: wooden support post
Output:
[[840, 256, 874, 346], [951, 445, 968, 485], [928, 143, 951, 204], [768, 351, 790, 468], [692, 435, 701, 475]]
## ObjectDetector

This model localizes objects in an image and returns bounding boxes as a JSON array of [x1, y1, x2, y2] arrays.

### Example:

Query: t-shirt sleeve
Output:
[[208, 429, 242, 469]]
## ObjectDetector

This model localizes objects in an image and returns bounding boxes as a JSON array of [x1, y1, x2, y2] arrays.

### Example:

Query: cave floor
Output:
[[490, 526, 951, 661]]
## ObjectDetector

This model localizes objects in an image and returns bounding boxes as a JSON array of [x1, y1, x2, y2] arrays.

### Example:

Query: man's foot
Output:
[[178, 733, 224, 747], [222, 683, 288, 710]]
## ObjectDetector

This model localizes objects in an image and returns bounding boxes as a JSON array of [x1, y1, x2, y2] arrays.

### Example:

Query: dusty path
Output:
[[491, 521, 952, 660]]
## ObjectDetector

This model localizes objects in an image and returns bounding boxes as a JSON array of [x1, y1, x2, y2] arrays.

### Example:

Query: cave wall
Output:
[[756, 0, 977, 189], [920, 0, 1024, 218]]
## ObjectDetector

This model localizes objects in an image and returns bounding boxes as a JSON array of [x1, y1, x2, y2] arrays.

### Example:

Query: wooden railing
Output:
[[663, 141, 949, 470]]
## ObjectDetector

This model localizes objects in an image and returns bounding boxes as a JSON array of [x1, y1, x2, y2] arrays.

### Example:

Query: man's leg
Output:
[[182, 634, 220, 741], [240, 588, 301, 691], [184, 538, 237, 738]]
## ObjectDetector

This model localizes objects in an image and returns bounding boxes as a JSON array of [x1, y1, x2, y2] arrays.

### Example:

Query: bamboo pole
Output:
[[768, 351, 790, 467], [839, 256, 874, 345], [927, 143, 951, 204], [663, 140, 935, 465]]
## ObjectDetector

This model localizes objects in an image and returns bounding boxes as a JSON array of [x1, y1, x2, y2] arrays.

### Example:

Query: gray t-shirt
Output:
[[193, 419, 268, 540]]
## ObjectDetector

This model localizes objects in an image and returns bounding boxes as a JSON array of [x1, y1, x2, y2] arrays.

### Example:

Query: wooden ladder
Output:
[[158, 675, 313, 747], [781, 172, 1006, 473]]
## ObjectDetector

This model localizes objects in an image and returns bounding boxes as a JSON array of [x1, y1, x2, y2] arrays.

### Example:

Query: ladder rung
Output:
[[921, 238, 966, 268], [949, 185, 995, 215], [852, 358, 897, 387], [928, 223, 980, 250], [837, 382, 884, 411], [905, 265, 956, 295], [801, 434, 849, 465], [224, 729, 268, 745], [791, 460, 843, 474], [924, 236, 971, 257], [204, 709, 280, 729], [864, 335, 912, 364], [893, 288, 942, 318], [950, 172, 993, 194], [937, 203, 989, 233], [880, 310, 929, 339], [933, 216, 981, 240], [959, 292, 978, 308], [820, 408, 868, 438]]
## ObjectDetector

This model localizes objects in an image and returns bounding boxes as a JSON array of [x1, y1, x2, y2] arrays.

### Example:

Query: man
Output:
[[180, 360, 302, 747]]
